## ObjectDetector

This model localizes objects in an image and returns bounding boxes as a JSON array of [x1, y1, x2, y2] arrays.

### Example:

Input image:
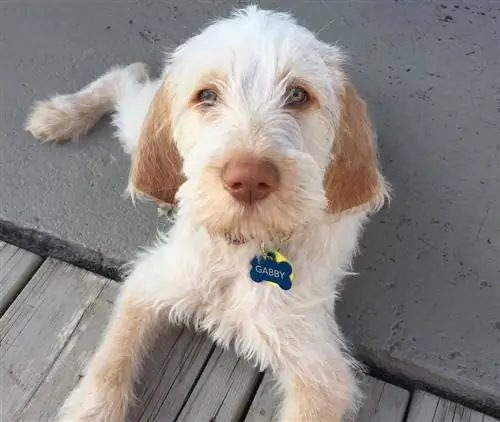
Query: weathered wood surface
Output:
[[406, 390, 499, 422], [177, 346, 261, 422], [1, 242, 498, 422], [353, 376, 411, 422], [0, 259, 216, 422], [0, 240, 42, 316], [1, 258, 112, 421]]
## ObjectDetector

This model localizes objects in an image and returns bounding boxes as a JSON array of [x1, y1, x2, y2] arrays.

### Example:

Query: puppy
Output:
[[26, 6, 389, 422]]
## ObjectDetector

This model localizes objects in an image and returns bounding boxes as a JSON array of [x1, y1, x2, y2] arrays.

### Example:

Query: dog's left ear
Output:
[[323, 80, 389, 214], [129, 79, 184, 206]]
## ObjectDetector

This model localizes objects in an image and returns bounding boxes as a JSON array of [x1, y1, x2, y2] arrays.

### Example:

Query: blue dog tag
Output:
[[250, 250, 294, 290]]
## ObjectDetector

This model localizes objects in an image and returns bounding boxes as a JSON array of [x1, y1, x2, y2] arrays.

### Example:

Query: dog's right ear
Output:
[[129, 80, 184, 206]]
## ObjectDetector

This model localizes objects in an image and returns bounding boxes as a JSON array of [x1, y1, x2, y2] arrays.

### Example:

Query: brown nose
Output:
[[222, 156, 279, 203]]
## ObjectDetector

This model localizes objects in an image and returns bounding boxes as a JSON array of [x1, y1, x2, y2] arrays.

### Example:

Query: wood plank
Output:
[[0, 258, 110, 421], [352, 376, 410, 422], [244, 373, 410, 422], [406, 391, 499, 422], [17, 276, 118, 421], [176, 346, 261, 422], [0, 240, 43, 316]]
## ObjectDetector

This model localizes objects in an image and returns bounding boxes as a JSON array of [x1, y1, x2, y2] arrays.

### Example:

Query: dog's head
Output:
[[129, 6, 389, 241]]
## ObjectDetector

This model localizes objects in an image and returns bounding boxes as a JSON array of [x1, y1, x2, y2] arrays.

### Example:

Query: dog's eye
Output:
[[285, 86, 309, 106], [197, 89, 218, 105]]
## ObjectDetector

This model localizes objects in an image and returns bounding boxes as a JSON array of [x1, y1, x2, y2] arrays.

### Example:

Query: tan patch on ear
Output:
[[323, 81, 387, 214], [129, 81, 184, 205]]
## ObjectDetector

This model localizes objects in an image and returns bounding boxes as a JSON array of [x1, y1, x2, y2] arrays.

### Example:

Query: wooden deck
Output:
[[1, 241, 498, 422]]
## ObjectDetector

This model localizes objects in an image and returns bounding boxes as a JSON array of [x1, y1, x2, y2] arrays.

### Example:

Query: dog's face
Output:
[[130, 7, 388, 241]]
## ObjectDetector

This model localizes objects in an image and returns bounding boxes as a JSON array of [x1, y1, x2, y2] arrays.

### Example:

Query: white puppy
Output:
[[26, 6, 389, 422]]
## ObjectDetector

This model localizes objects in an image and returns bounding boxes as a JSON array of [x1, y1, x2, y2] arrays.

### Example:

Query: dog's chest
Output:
[[192, 265, 291, 367], [189, 248, 340, 370], [190, 246, 313, 337], [195, 250, 280, 313]]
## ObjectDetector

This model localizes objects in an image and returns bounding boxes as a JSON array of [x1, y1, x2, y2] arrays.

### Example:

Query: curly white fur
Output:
[[26, 6, 389, 422]]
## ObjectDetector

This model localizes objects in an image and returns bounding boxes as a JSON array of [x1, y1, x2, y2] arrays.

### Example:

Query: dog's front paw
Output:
[[56, 379, 128, 422]]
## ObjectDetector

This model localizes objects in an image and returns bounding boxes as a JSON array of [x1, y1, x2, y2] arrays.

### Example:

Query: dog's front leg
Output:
[[276, 320, 361, 422], [56, 289, 161, 422], [56, 250, 179, 422]]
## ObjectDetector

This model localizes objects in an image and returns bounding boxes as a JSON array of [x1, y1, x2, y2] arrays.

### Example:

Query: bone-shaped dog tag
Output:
[[249, 250, 294, 290]]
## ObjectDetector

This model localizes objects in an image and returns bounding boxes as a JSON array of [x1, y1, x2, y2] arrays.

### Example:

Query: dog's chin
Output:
[[194, 199, 316, 244]]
